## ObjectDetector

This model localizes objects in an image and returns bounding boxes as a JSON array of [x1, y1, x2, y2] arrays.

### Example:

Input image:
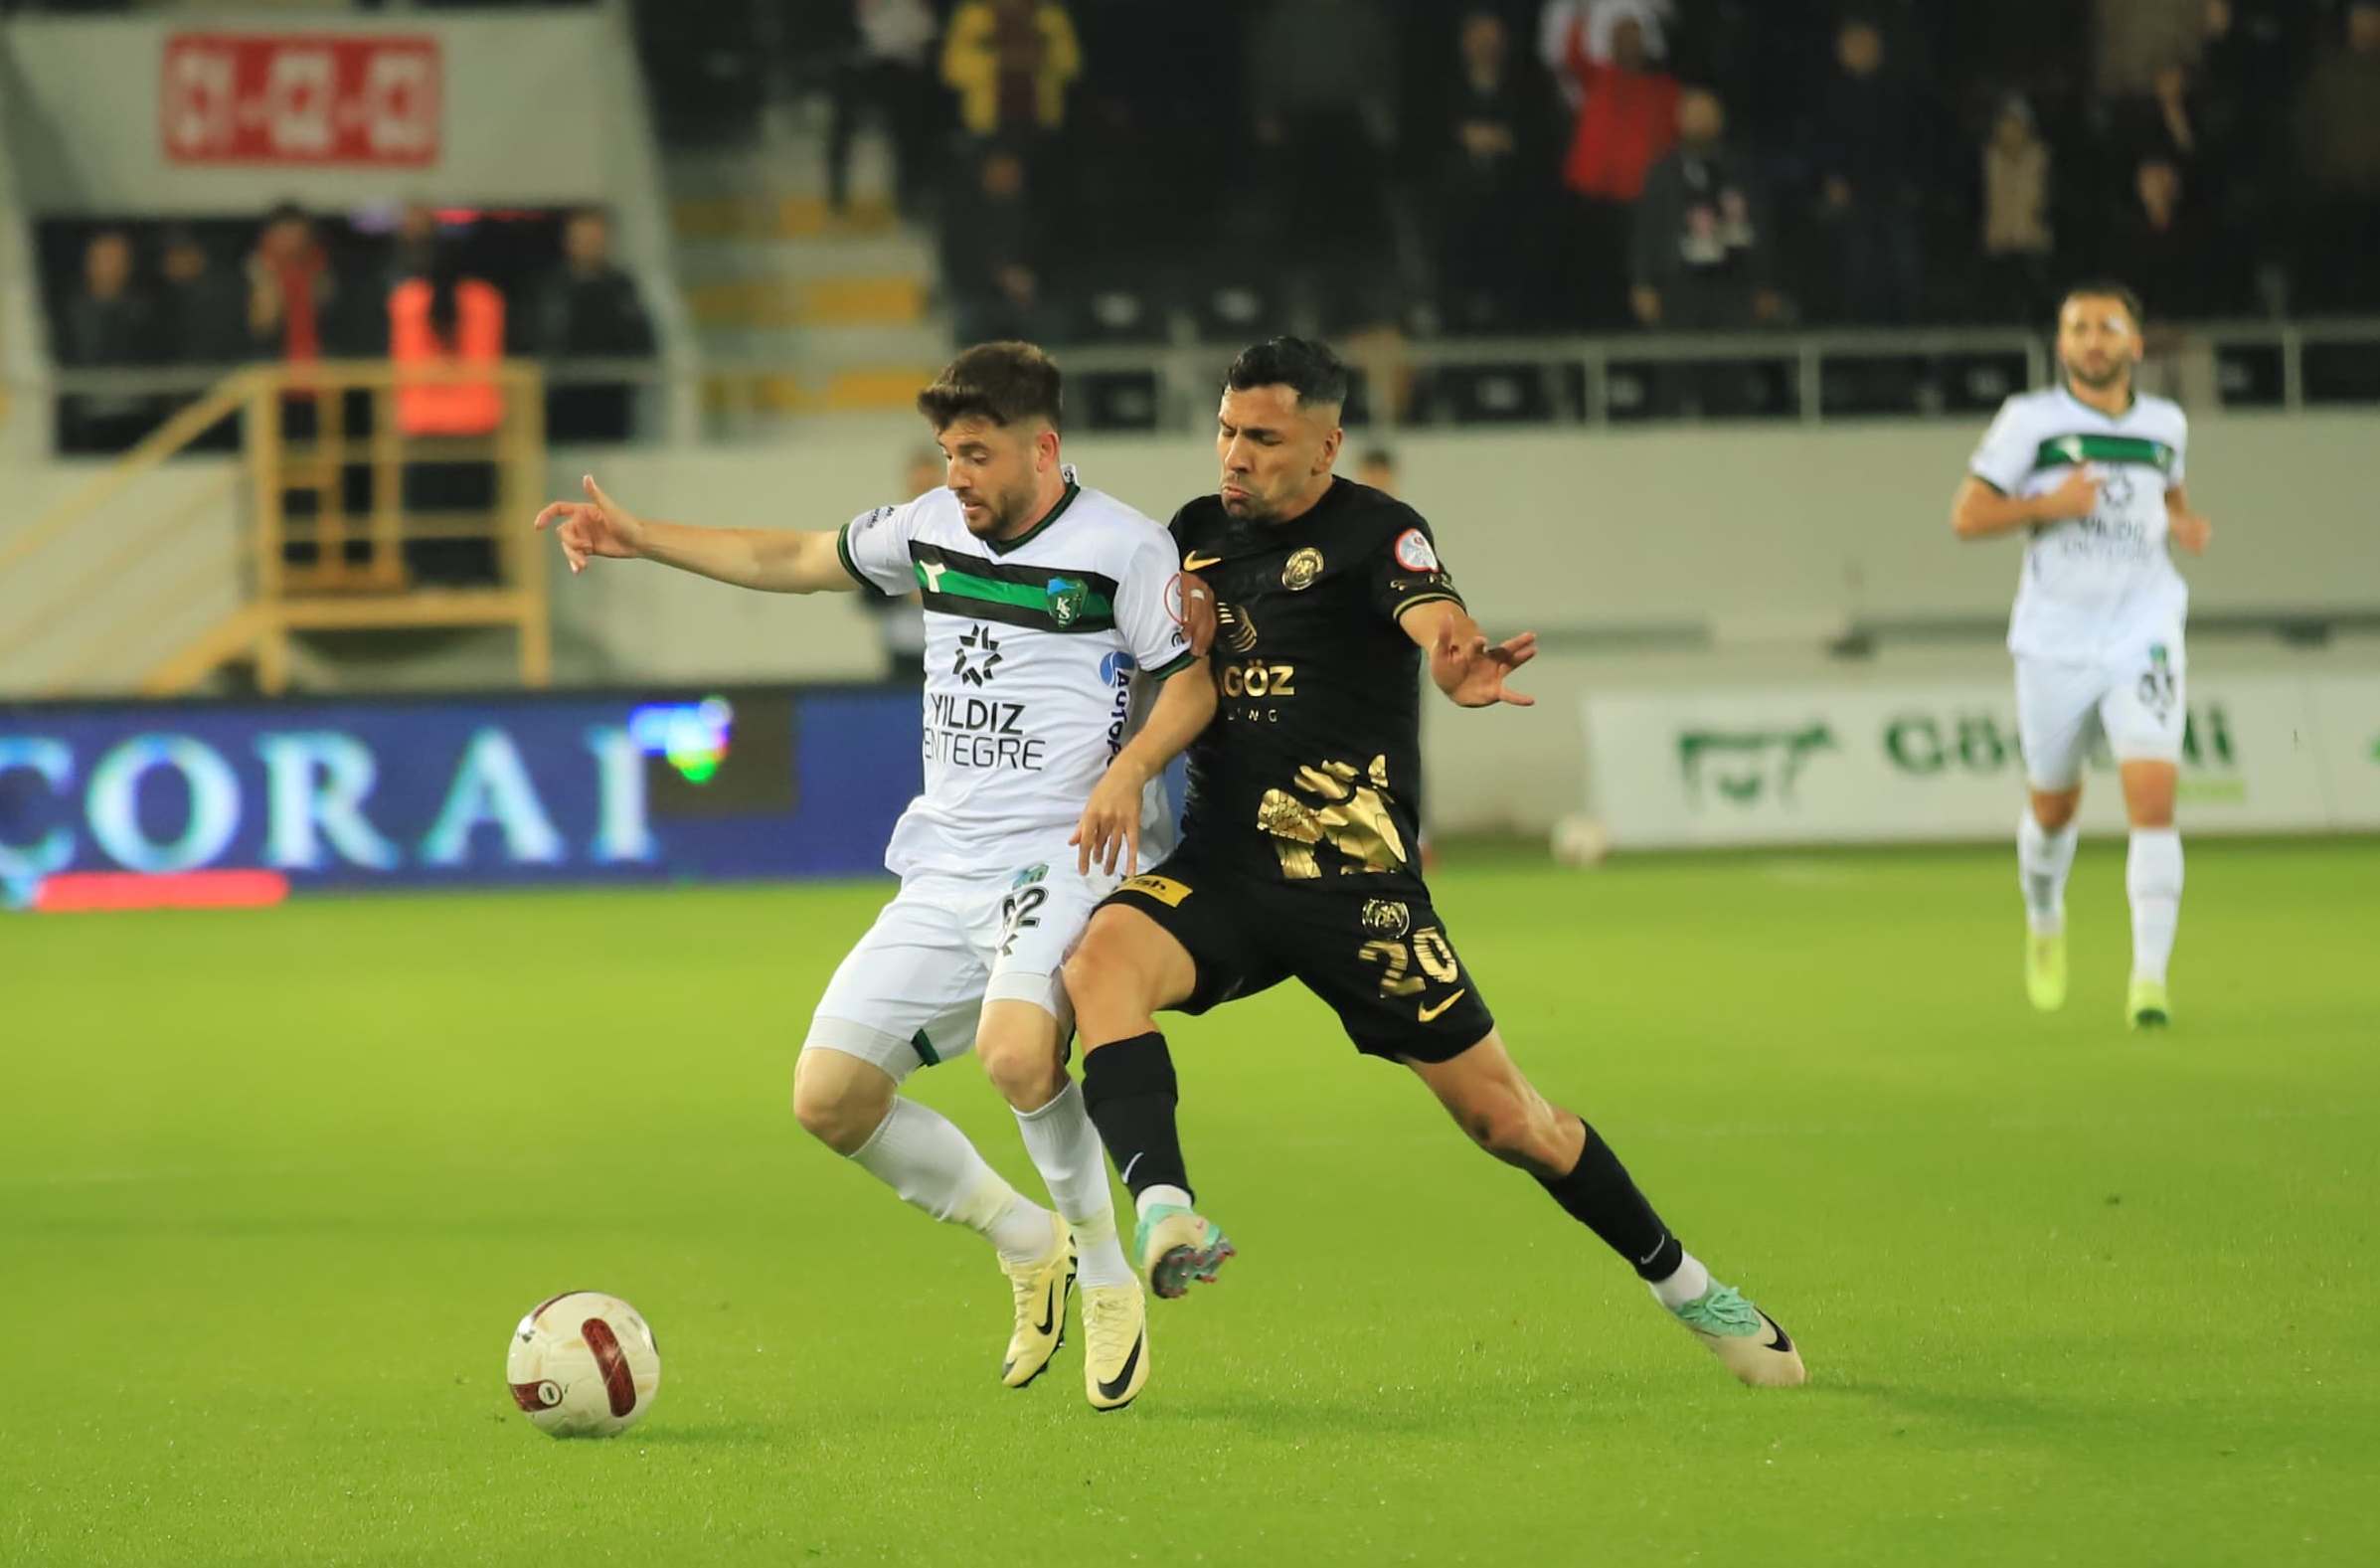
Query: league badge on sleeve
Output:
[[1394, 529, 1442, 574]]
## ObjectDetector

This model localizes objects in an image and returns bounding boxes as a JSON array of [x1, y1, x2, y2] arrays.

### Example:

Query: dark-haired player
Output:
[[536, 343, 1214, 1409], [1952, 282, 2211, 1027], [1063, 338, 1805, 1388]]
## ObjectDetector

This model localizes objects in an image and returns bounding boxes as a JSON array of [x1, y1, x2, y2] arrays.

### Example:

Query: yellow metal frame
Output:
[[13, 359, 552, 698]]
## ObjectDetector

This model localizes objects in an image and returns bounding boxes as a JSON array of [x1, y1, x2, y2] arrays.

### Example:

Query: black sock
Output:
[[1537, 1117, 1683, 1282], [1080, 1032, 1191, 1204]]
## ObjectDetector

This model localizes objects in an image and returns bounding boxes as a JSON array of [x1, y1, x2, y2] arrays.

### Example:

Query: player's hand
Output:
[[534, 474, 645, 575], [2168, 509, 2213, 554], [2033, 467, 2100, 522], [1071, 762, 1147, 877], [1432, 623, 1538, 708]]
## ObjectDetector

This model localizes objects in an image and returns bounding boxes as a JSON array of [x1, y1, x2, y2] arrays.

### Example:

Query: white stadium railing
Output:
[[14, 318, 2380, 446]]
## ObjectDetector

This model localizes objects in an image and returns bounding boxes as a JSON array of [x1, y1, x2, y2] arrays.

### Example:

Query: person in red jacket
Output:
[[390, 247, 507, 584], [1559, 15, 1678, 326]]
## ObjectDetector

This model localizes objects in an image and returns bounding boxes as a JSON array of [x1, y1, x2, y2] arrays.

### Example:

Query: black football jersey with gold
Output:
[[1168, 477, 1463, 890]]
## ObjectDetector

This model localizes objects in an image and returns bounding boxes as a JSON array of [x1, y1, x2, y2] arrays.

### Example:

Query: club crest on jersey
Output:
[[1361, 899, 1412, 939], [1393, 529, 1441, 574], [1282, 548, 1324, 592], [1047, 577, 1091, 626]]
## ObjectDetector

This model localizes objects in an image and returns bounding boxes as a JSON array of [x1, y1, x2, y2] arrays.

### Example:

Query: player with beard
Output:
[[1059, 337, 1806, 1389], [1953, 283, 2212, 1026], [536, 343, 1214, 1409]]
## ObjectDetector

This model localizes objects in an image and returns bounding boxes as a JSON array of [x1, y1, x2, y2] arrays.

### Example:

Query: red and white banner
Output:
[[161, 34, 441, 167]]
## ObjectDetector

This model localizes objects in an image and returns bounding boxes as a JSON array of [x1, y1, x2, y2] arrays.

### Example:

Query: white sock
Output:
[[2017, 810, 2079, 935], [1135, 1183, 1194, 1222], [1648, 1250, 1714, 1310], [850, 1097, 1052, 1264], [2126, 828, 2183, 983], [1014, 1079, 1132, 1289]]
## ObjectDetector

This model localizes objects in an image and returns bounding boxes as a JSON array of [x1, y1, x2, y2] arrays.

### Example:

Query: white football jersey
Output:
[[838, 472, 1196, 878], [1968, 386, 2190, 662]]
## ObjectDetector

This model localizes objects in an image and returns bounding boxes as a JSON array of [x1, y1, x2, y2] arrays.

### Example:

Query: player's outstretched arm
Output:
[[1951, 472, 2095, 540], [534, 474, 862, 594], [1402, 600, 1537, 710], [2165, 485, 2213, 555], [1072, 657, 1216, 876]]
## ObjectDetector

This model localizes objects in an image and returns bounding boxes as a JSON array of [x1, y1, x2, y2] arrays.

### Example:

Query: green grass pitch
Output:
[[6, 841, 2377, 1565]]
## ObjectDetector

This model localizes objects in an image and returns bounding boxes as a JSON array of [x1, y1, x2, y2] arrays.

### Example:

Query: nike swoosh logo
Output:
[[1182, 552, 1223, 572], [1635, 1234, 1669, 1268], [1118, 1151, 1144, 1185], [1418, 989, 1467, 1023], [1096, 1327, 1145, 1402], [1762, 1314, 1794, 1355], [1035, 1279, 1061, 1338]]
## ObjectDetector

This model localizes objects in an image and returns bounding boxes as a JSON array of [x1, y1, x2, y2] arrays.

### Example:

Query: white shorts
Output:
[[2014, 645, 2186, 791], [803, 842, 1119, 1086]]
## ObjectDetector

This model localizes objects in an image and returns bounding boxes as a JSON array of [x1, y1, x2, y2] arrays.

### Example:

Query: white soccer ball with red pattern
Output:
[[506, 1291, 661, 1438]]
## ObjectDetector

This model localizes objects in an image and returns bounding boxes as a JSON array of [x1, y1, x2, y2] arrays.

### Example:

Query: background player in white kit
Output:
[[1951, 283, 2214, 1027], [535, 344, 1214, 1409]]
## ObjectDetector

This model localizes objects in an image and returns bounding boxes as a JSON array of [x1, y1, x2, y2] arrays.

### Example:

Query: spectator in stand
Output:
[[1357, 447, 1399, 494], [1248, 0, 1403, 331], [2108, 155, 2211, 318], [531, 210, 656, 360], [391, 245, 507, 584], [2194, 1, 2290, 253], [1805, 15, 1927, 325], [2120, 52, 2267, 311], [363, 200, 444, 355], [154, 226, 247, 454], [1558, 13, 1679, 327], [830, 0, 942, 218], [158, 227, 248, 367], [58, 228, 164, 452], [246, 203, 336, 365], [2295, 0, 2380, 311], [1978, 97, 2056, 324], [390, 201, 440, 287], [1627, 87, 1783, 415], [1630, 87, 1779, 332], [941, 0, 1081, 161], [1540, 0, 1675, 108], [2122, 60, 2204, 167], [938, 145, 1052, 344], [2198, 0, 2301, 108], [1437, 8, 1559, 332], [531, 209, 657, 442]]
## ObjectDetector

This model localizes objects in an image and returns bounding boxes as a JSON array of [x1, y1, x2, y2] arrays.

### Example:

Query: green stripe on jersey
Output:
[[2031, 434, 2176, 474], [913, 560, 1116, 631]]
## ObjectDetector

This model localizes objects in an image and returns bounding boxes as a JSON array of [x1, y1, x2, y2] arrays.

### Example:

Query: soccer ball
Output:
[[506, 1291, 661, 1438], [1550, 813, 1613, 868]]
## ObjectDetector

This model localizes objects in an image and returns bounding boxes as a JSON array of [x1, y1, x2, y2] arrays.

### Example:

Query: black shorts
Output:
[[1102, 846, 1496, 1064]]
